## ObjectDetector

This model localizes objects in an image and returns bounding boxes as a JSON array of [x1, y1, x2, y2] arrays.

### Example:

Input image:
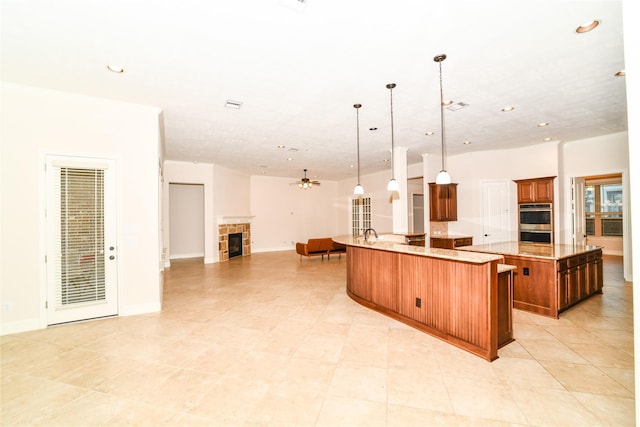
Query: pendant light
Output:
[[386, 83, 400, 192], [353, 103, 364, 195], [434, 54, 452, 185]]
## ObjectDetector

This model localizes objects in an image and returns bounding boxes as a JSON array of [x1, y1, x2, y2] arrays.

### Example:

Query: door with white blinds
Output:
[[46, 156, 118, 325]]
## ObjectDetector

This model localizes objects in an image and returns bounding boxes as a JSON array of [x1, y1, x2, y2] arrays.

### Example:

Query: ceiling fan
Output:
[[292, 169, 320, 189]]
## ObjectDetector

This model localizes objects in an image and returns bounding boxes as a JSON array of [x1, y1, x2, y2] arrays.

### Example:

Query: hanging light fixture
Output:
[[353, 103, 364, 195], [386, 83, 400, 192], [434, 54, 452, 185]]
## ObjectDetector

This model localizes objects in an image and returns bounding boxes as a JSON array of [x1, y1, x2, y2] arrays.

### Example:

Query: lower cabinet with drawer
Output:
[[430, 236, 473, 249], [557, 249, 603, 311]]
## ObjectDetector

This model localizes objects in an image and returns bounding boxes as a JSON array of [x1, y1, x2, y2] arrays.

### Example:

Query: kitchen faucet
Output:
[[363, 228, 378, 242]]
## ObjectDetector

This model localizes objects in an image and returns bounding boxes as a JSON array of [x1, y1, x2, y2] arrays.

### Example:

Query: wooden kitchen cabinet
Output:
[[429, 183, 457, 221], [556, 249, 602, 311], [430, 236, 472, 249], [514, 176, 555, 203]]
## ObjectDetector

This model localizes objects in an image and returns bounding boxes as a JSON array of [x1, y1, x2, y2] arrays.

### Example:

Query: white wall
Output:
[[0, 83, 162, 335], [559, 132, 630, 266], [251, 175, 341, 252], [213, 165, 251, 218]]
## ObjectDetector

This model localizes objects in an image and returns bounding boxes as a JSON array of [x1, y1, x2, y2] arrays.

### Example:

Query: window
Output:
[[585, 182, 623, 237], [351, 196, 371, 236]]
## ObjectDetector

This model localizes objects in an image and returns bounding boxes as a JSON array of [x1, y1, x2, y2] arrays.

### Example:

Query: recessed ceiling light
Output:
[[615, 70, 626, 77], [277, 145, 285, 149], [537, 122, 549, 127], [576, 20, 599, 33], [463, 140, 472, 145], [224, 100, 242, 109], [287, 157, 293, 161], [369, 127, 378, 131], [382, 159, 389, 163], [442, 100, 454, 106], [543, 137, 552, 142], [446, 102, 469, 111], [106, 64, 124, 73], [350, 164, 355, 168], [425, 131, 434, 136], [501, 106, 515, 112]]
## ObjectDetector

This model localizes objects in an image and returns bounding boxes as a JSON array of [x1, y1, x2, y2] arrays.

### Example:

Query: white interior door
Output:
[[572, 177, 587, 246], [482, 181, 510, 244], [46, 156, 118, 325]]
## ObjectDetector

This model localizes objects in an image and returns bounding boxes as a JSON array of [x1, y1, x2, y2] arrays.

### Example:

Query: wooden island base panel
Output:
[[333, 235, 513, 362]]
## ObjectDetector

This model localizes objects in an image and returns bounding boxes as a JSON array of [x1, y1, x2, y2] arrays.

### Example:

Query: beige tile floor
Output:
[[1, 252, 634, 426]]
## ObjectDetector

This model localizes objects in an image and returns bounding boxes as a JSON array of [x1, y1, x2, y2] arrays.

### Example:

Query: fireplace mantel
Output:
[[217, 215, 255, 225]]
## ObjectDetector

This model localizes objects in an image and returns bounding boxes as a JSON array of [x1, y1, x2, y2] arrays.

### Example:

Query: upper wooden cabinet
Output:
[[514, 176, 555, 203], [429, 183, 457, 221]]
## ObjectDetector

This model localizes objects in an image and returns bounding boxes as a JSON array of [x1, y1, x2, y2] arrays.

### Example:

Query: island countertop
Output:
[[332, 235, 504, 264], [457, 241, 601, 260]]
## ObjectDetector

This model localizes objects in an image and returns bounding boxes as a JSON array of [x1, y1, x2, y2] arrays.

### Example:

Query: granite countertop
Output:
[[458, 241, 601, 260], [332, 235, 504, 264]]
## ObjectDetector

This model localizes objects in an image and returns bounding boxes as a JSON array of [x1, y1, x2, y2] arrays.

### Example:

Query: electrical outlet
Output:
[[523, 267, 530, 276], [415, 297, 421, 308]]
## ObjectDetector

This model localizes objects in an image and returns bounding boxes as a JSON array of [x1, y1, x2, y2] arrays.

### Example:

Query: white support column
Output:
[[392, 146, 409, 234], [422, 153, 431, 238]]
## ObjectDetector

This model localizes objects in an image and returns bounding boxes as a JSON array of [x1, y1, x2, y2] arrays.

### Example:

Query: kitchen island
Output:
[[458, 242, 603, 318], [333, 235, 511, 361]]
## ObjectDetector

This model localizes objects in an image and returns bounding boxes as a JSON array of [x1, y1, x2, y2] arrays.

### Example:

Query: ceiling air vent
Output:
[[224, 100, 242, 109], [446, 102, 469, 111]]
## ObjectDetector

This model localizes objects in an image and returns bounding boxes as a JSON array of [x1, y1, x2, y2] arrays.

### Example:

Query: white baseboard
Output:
[[118, 302, 161, 317], [251, 246, 294, 253], [0, 318, 42, 336], [169, 252, 204, 260]]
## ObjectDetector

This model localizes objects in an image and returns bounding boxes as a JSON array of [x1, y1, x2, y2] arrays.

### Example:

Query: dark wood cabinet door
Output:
[[514, 176, 555, 203], [534, 179, 554, 203], [557, 270, 568, 310], [429, 183, 457, 221], [517, 182, 536, 203]]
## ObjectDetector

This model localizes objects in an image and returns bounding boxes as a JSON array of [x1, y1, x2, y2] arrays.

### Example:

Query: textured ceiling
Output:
[[1, 0, 627, 182]]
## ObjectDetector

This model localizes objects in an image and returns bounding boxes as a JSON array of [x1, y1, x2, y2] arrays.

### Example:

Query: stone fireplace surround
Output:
[[217, 216, 253, 262]]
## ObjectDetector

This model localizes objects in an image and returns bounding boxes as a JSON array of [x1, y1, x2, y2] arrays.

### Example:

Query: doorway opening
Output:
[[577, 173, 623, 256]]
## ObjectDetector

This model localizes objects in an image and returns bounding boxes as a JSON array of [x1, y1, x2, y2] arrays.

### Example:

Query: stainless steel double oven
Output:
[[519, 203, 553, 243]]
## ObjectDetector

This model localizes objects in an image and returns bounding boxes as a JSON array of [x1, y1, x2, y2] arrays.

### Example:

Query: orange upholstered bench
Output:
[[296, 238, 346, 261]]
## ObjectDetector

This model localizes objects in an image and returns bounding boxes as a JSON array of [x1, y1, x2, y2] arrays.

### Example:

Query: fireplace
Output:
[[228, 232, 243, 258], [217, 216, 253, 262]]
